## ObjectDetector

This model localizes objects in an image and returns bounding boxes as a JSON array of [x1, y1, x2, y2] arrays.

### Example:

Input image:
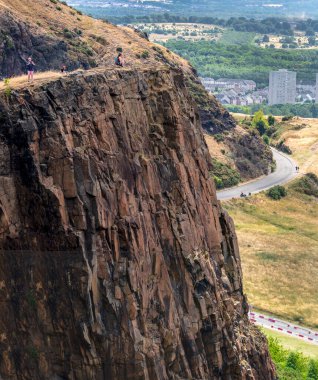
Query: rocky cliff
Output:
[[0, 67, 275, 379], [0, 0, 273, 183]]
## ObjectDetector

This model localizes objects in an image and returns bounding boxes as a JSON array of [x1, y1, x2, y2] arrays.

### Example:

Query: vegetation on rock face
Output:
[[210, 158, 241, 189], [267, 185, 287, 200]]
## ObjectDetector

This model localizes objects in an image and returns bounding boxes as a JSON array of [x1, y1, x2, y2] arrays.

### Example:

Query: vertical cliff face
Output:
[[0, 68, 275, 379]]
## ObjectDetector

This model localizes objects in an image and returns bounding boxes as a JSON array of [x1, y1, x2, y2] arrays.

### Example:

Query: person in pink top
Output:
[[26, 57, 36, 82]]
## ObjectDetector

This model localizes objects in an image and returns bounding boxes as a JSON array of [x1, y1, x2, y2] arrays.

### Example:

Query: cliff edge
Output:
[[0, 0, 273, 184], [0, 67, 275, 379]]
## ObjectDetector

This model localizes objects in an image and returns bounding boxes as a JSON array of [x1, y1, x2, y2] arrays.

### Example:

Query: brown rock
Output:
[[0, 68, 275, 379]]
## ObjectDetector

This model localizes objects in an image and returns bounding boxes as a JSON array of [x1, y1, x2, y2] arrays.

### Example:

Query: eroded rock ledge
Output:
[[0, 68, 275, 379]]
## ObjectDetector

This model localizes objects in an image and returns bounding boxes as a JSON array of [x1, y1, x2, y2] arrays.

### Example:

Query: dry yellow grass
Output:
[[0, 71, 63, 91], [214, 118, 318, 327], [0, 67, 148, 92], [204, 134, 232, 165], [140, 23, 222, 43], [273, 118, 318, 176], [225, 193, 318, 327], [258, 32, 316, 49], [0, 0, 192, 74]]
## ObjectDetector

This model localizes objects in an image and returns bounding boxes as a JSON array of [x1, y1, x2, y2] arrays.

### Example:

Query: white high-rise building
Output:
[[268, 69, 297, 105]]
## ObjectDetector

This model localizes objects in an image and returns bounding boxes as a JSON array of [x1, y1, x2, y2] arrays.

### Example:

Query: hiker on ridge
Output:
[[115, 52, 124, 67], [26, 57, 36, 82]]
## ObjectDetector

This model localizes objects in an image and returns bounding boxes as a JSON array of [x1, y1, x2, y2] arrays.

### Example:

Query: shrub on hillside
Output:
[[63, 29, 73, 39], [265, 125, 278, 137], [276, 140, 292, 154], [214, 133, 224, 142], [252, 109, 269, 136], [268, 115, 276, 126], [267, 185, 287, 200], [210, 159, 241, 189], [267, 336, 318, 380], [292, 173, 318, 198], [263, 135, 270, 145], [141, 50, 149, 59]]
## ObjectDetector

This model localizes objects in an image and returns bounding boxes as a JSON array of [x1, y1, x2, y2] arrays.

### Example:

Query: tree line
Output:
[[108, 13, 318, 38], [163, 39, 318, 87]]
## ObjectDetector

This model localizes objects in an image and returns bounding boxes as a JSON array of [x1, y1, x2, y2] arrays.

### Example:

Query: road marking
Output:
[[249, 311, 318, 345]]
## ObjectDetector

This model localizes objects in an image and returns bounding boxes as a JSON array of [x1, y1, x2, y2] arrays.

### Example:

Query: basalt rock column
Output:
[[0, 68, 275, 379]]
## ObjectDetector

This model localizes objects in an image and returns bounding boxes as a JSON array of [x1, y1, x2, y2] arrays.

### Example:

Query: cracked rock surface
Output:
[[0, 68, 275, 379]]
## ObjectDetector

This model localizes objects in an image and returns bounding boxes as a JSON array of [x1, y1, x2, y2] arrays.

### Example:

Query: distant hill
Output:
[[68, 0, 318, 20]]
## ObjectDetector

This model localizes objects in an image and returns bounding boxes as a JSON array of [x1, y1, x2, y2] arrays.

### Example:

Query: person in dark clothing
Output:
[[26, 57, 35, 82], [115, 53, 124, 67], [60, 65, 67, 74]]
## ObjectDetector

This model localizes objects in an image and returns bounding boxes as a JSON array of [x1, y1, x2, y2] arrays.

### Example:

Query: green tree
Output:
[[308, 36, 316, 46], [263, 34, 270, 42], [306, 28, 315, 36], [286, 351, 305, 372], [252, 109, 268, 135], [263, 135, 270, 145], [268, 115, 275, 126], [267, 185, 287, 200], [307, 360, 318, 380]]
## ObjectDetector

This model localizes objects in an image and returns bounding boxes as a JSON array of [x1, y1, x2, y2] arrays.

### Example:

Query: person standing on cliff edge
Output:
[[25, 57, 36, 82]]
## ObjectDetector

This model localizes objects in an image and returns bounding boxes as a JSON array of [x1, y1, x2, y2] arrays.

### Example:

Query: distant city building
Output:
[[201, 73, 316, 107], [268, 69, 297, 105]]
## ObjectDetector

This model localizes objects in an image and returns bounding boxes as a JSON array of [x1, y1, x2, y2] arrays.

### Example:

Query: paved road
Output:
[[249, 311, 318, 345], [217, 148, 298, 201]]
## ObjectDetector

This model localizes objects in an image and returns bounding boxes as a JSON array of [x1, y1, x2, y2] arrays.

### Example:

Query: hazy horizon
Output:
[[67, 0, 318, 20]]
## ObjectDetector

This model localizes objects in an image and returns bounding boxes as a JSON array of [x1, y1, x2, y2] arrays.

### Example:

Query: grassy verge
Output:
[[263, 327, 318, 358], [221, 117, 318, 328], [265, 330, 318, 379], [224, 191, 318, 327]]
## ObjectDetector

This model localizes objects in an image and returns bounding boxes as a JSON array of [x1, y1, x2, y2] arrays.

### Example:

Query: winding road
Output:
[[217, 148, 298, 201], [249, 311, 318, 345]]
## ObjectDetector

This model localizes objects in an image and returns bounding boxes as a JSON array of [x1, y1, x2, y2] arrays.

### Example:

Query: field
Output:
[[219, 30, 256, 45], [219, 117, 318, 328], [134, 23, 222, 43], [258, 31, 318, 49]]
